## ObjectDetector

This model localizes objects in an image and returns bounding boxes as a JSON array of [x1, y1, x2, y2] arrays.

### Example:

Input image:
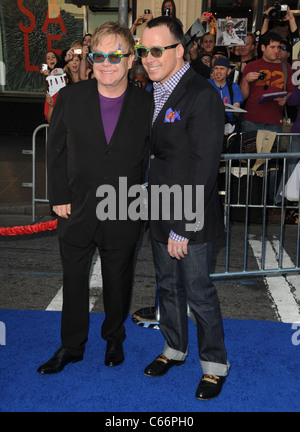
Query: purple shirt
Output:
[[287, 87, 300, 133], [99, 91, 126, 143]]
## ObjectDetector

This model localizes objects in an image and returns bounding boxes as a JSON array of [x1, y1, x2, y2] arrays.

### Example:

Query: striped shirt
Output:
[[152, 61, 190, 242]]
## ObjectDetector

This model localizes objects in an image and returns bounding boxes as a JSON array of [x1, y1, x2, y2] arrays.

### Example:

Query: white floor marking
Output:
[[46, 251, 102, 312], [248, 237, 300, 323]]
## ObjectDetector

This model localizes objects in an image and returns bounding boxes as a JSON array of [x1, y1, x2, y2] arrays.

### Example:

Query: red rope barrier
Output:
[[0, 219, 57, 236]]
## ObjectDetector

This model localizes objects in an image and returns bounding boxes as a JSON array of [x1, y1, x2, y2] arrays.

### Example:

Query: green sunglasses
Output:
[[136, 43, 179, 59]]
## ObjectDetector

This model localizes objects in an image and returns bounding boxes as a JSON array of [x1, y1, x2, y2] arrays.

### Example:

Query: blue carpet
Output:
[[0, 309, 299, 412]]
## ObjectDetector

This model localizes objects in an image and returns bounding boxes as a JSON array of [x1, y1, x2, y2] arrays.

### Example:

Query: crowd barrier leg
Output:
[[31, 124, 49, 222]]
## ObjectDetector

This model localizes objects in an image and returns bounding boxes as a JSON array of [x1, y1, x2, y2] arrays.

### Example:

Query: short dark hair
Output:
[[259, 31, 281, 48], [146, 16, 184, 44]]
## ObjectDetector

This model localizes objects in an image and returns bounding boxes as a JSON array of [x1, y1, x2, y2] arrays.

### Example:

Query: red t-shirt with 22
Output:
[[243, 58, 294, 125]]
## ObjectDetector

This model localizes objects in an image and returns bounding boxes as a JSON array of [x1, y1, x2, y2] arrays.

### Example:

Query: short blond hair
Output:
[[91, 21, 135, 55]]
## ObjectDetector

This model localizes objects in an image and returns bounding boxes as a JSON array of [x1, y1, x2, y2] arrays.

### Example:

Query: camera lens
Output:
[[258, 71, 266, 80]]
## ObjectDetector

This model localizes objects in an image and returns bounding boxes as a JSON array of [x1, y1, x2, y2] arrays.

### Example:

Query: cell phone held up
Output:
[[165, 8, 171, 16], [144, 9, 150, 14]]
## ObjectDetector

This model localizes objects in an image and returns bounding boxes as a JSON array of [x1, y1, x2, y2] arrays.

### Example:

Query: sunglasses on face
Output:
[[280, 46, 287, 51], [88, 52, 131, 64], [136, 43, 179, 59]]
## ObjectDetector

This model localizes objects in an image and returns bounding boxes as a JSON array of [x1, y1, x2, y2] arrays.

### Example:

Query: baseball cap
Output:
[[51, 68, 65, 76], [213, 57, 231, 68]]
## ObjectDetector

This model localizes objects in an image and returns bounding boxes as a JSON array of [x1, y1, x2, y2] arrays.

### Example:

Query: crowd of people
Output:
[[41, 4, 300, 140], [41, 2, 300, 222], [36, 1, 300, 403]]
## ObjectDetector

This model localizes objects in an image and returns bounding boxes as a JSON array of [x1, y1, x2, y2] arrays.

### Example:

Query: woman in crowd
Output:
[[40, 50, 59, 77], [64, 54, 81, 84], [161, 0, 183, 27]]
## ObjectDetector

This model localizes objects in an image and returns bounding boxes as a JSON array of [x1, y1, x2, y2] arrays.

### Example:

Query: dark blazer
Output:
[[47, 78, 152, 249], [149, 67, 225, 244]]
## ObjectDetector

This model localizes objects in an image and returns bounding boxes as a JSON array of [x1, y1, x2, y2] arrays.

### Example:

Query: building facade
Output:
[[0, 0, 299, 97]]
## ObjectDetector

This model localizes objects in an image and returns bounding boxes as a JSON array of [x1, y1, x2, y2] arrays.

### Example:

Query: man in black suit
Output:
[[138, 17, 229, 400], [37, 22, 152, 374]]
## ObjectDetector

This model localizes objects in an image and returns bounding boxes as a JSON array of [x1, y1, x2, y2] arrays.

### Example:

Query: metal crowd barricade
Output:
[[212, 131, 300, 279], [31, 123, 49, 222], [30, 125, 300, 328], [30, 125, 300, 278]]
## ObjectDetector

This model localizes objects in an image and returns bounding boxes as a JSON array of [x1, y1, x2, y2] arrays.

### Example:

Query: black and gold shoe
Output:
[[195, 374, 226, 400], [144, 354, 185, 377]]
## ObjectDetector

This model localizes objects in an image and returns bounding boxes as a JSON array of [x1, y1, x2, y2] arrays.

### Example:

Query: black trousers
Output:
[[58, 231, 136, 357]]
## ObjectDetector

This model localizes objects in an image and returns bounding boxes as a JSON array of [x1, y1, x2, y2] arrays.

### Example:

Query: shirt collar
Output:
[[153, 61, 190, 96]]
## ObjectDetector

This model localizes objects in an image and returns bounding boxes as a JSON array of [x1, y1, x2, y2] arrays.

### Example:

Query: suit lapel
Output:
[[84, 78, 107, 148], [152, 67, 193, 128], [108, 83, 138, 148]]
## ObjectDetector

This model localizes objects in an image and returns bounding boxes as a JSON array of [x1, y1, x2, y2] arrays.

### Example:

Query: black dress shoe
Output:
[[144, 354, 185, 377], [37, 347, 83, 374], [105, 341, 125, 367], [195, 374, 226, 400]]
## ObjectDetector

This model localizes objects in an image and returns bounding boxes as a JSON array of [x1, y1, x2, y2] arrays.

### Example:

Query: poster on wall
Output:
[[0, 0, 83, 93]]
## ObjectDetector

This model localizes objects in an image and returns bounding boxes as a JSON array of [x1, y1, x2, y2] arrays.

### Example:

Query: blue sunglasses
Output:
[[89, 52, 131, 64]]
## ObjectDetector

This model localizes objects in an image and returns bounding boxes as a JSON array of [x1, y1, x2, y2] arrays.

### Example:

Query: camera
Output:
[[258, 71, 266, 80], [165, 8, 171, 16], [267, 2, 288, 20], [74, 49, 82, 55], [132, 79, 142, 88], [205, 12, 214, 20], [42, 63, 48, 71], [144, 9, 150, 14]]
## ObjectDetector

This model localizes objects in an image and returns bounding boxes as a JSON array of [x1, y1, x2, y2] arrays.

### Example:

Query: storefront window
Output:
[[0, 0, 84, 94]]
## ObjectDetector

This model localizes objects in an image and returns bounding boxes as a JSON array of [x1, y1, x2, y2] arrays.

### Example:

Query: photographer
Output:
[[240, 31, 294, 134], [130, 10, 153, 35], [261, 4, 299, 38], [161, 1, 183, 27]]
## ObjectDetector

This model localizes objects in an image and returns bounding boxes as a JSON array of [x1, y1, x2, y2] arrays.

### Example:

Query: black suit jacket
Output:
[[149, 67, 225, 244], [47, 78, 152, 248]]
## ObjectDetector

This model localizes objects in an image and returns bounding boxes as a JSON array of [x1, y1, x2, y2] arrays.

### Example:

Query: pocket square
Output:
[[164, 108, 181, 123]]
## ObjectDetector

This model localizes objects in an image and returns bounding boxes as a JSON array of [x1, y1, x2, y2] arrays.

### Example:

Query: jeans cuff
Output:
[[200, 360, 230, 377], [163, 342, 187, 361]]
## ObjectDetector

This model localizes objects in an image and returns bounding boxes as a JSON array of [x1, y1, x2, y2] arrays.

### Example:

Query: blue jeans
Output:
[[151, 235, 229, 377], [241, 120, 283, 134]]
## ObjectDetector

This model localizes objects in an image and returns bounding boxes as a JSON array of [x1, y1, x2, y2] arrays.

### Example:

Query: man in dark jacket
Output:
[[37, 22, 152, 374], [137, 17, 230, 400]]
